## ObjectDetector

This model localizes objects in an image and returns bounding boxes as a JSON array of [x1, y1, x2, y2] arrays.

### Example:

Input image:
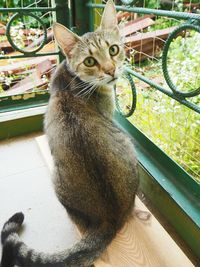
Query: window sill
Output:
[[0, 105, 47, 123], [0, 105, 47, 140], [0, 107, 199, 262]]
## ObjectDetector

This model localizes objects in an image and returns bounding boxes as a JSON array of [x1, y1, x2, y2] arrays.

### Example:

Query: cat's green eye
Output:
[[109, 45, 119, 56], [83, 57, 96, 67]]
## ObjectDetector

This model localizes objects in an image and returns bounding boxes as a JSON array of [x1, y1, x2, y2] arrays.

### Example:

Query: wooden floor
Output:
[[0, 134, 194, 267]]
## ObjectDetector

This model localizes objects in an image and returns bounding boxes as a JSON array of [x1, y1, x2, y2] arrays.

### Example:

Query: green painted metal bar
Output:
[[54, 0, 71, 61], [162, 23, 200, 98], [115, 72, 137, 117], [54, 0, 70, 28], [0, 7, 57, 12], [88, 0, 95, 32], [87, 1, 200, 117], [0, 0, 69, 108], [87, 3, 200, 21], [0, 92, 49, 113], [115, 113, 200, 259], [6, 12, 48, 55], [73, 0, 92, 35], [0, 114, 44, 140], [138, 165, 200, 263], [125, 67, 200, 114]]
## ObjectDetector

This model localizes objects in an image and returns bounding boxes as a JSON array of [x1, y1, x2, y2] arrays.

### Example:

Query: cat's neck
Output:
[[89, 86, 115, 119]]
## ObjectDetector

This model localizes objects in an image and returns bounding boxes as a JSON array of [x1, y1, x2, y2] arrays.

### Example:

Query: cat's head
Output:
[[53, 0, 124, 87]]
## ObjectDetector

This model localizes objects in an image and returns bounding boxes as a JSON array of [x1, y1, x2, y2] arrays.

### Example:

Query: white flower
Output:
[[5, 77, 12, 86], [170, 122, 176, 128], [19, 29, 24, 36]]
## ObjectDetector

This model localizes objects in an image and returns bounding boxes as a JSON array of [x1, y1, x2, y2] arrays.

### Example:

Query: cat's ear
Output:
[[100, 0, 118, 30], [53, 23, 80, 56]]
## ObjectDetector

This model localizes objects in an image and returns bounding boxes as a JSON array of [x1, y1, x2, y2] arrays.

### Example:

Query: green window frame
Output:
[[0, 0, 199, 262]]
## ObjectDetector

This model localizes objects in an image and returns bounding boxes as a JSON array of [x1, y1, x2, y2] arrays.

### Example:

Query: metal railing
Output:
[[0, 0, 70, 111], [0, 0, 69, 59], [0, 0, 199, 114], [87, 1, 200, 115], [0, 0, 200, 175]]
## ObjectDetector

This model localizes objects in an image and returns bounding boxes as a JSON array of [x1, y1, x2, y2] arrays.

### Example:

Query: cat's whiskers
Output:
[[81, 84, 97, 101], [70, 81, 90, 93], [62, 73, 80, 91], [77, 81, 98, 99], [90, 77, 108, 87], [73, 82, 89, 91], [71, 77, 100, 97], [85, 85, 98, 102], [80, 87, 95, 99], [75, 84, 92, 97]]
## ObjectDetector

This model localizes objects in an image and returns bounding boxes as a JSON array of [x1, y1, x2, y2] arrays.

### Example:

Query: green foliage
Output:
[[139, 0, 200, 11], [117, 77, 200, 181], [184, 0, 200, 3], [0, 0, 51, 28], [0, 0, 48, 7], [167, 31, 200, 93], [116, 31, 200, 182], [131, 88, 200, 181], [149, 17, 181, 31], [145, 0, 161, 9]]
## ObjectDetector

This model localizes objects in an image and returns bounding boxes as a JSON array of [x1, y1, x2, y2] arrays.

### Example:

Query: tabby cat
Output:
[[0, 1, 139, 266]]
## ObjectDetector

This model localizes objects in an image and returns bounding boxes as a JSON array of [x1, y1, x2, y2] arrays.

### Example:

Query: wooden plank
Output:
[[27, 30, 53, 49], [0, 59, 54, 96], [0, 56, 56, 75], [117, 11, 132, 22], [0, 40, 34, 53], [0, 28, 5, 35], [124, 27, 176, 44], [36, 135, 54, 172], [0, 28, 43, 36], [36, 58, 53, 78], [36, 135, 194, 267], [1, 72, 47, 96], [183, 2, 200, 8], [124, 15, 155, 27], [120, 18, 155, 37], [0, 42, 56, 67]]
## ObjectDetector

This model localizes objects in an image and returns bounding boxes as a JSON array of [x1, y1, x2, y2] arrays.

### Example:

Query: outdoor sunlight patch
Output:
[[167, 30, 200, 94]]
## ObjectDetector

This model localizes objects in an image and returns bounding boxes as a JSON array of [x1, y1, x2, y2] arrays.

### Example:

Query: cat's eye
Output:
[[83, 57, 96, 67], [109, 45, 119, 56]]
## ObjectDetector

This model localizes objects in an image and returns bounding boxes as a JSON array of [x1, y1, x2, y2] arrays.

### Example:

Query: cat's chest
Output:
[[90, 89, 115, 118]]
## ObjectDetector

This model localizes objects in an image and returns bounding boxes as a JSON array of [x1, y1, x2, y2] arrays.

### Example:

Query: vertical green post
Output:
[[54, 0, 70, 28], [73, 0, 93, 35], [53, 0, 71, 61]]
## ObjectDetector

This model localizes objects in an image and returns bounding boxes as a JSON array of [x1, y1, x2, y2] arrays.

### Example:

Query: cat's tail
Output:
[[1, 212, 116, 267], [1, 212, 24, 267]]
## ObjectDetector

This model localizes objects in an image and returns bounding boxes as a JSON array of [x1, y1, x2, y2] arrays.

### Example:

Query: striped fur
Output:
[[1, 1, 139, 266], [1, 211, 116, 267]]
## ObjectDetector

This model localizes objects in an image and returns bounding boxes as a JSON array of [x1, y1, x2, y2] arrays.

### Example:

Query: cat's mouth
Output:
[[107, 77, 118, 84]]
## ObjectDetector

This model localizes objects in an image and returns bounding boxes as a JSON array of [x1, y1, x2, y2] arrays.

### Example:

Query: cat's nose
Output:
[[103, 66, 115, 77]]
